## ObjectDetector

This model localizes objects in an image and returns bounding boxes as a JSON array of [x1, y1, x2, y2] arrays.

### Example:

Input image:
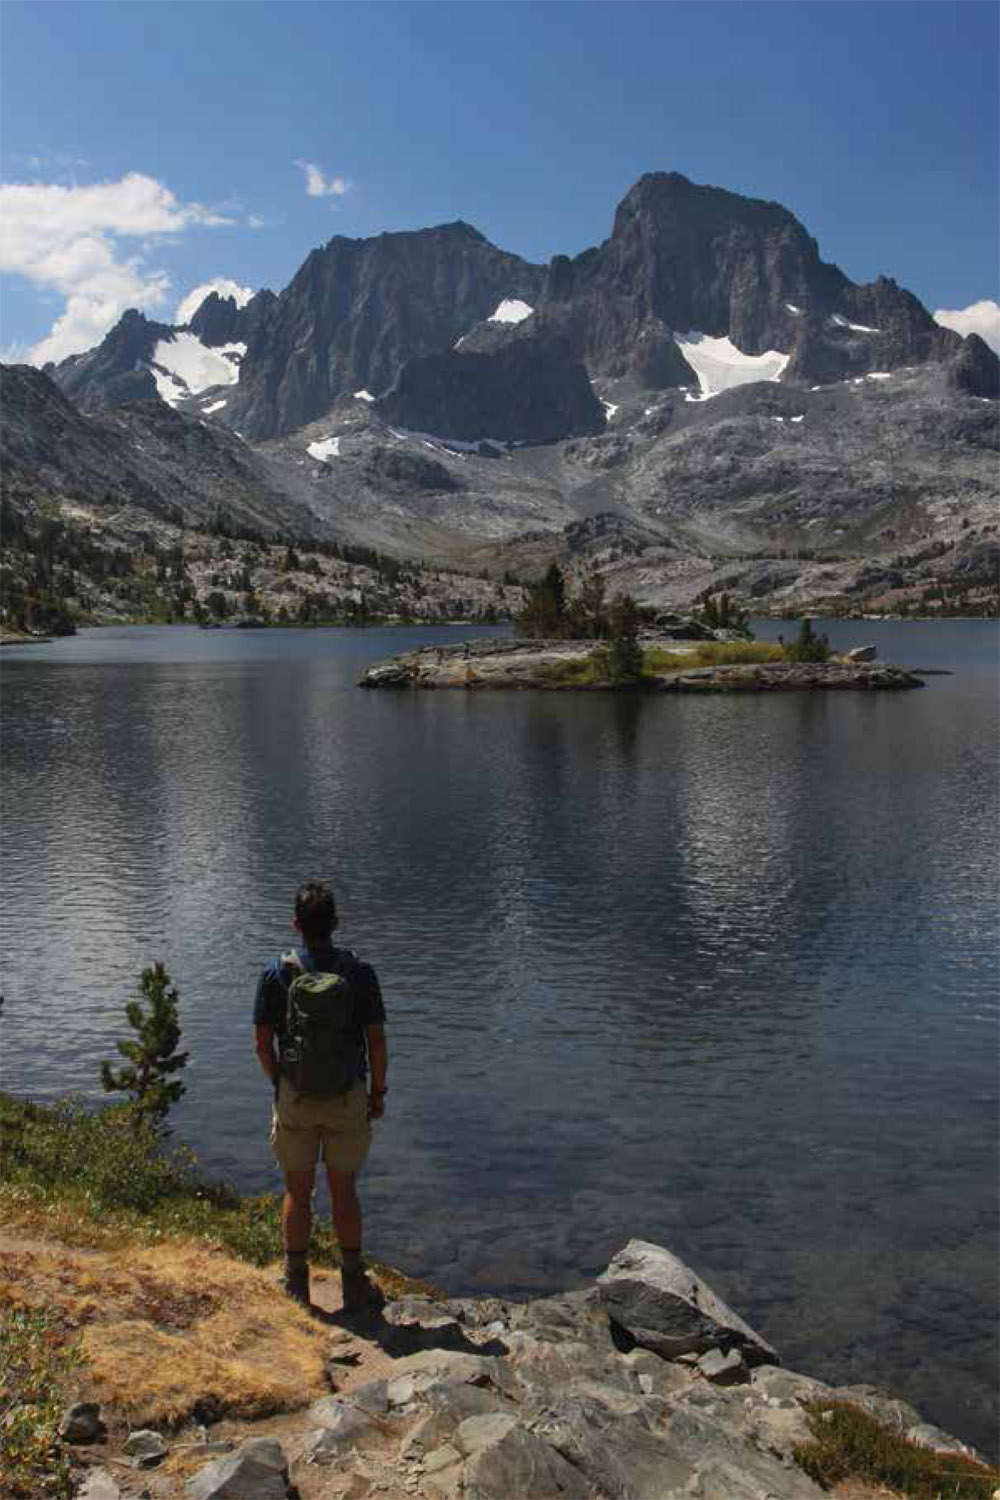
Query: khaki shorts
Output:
[[271, 1079, 371, 1175]]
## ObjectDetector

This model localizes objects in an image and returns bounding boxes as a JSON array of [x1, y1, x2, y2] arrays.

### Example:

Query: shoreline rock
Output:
[[358, 637, 925, 692], [174, 1238, 993, 1500]]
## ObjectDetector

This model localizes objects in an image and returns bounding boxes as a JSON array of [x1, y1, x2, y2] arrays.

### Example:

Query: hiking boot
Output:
[[283, 1262, 310, 1307], [341, 1266, 378, 1315]]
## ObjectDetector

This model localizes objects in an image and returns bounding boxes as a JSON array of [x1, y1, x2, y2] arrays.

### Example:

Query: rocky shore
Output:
[[56, 1239, 995, 1500], [358, 638, 924, 693]]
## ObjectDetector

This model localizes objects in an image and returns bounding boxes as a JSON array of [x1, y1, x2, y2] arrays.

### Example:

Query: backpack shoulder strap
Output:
[[279, 948, 307, 990]]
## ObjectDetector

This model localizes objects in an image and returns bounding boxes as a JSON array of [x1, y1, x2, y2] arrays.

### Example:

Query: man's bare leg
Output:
[[326, 1167, 373, 1312], [326, 1167, 362, 1249], [283, 1168, 315, 1303]]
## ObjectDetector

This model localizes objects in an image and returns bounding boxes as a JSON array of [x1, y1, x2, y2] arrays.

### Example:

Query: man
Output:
[[254, 878, 388, 1312]]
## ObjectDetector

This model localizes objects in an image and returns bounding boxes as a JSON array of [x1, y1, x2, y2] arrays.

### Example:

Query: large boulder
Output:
[[597, 1239, 778, 1365]]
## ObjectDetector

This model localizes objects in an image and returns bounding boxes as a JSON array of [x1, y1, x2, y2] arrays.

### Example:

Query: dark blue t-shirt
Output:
[[254, 943, 386, 1081]]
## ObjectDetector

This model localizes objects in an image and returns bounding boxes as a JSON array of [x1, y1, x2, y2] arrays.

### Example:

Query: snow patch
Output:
[[866, 371, 891, 380], [772, 415, 785, 422], [830, 313, 880, 335], [150, 333, 246, 406], [791, 414, 805, 423], [202, 399, 228, 413], [601, 399, 619, 420], [489, 299, 533, 324], [307, 436, 340, 461], [674, 332, 790, 398], [933, 299, 1000, 355], [354, 389, 375, 402], [785, 303, 802, 315]]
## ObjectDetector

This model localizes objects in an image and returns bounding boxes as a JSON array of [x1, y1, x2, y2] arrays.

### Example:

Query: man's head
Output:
[[293, 879, 338, 946]]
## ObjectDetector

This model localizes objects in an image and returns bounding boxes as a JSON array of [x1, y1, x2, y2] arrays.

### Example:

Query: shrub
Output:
[[794, 1401, 998, 1498], [0, 1307, 80, 1499], [693, 591, 750, 635]]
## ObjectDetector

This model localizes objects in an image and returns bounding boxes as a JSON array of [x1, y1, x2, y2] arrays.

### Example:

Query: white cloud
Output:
[[934, 299, 1000, 356], [175, 278, 255, 325], [0, 172, 237, 365], [294, 160, 350, 198]]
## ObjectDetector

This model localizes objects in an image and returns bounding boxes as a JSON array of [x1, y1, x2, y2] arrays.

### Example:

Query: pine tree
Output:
[[608, 593, 644, 682], [570, 571, 609, 639], [517, 563, 567, 637], [101, 963, 188, 1131], [786, 617, 830, 662]]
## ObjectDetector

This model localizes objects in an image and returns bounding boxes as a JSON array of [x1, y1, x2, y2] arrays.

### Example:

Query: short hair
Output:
[[294, 879, 338, 943]]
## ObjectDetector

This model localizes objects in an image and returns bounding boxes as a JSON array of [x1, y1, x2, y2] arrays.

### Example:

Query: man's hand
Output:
[[366, 1024, 388, 1121], [368, 1087, 386, 1121], [254, 1024, 279, 1085]]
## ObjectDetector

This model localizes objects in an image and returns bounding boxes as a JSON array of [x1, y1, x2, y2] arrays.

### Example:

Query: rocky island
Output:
[[359, 637, 924, 693]]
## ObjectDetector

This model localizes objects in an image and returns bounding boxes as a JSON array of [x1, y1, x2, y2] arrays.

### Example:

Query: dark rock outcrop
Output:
[[225, 222, 545, 440], [188, 288, 278, 348], [47, 309, 168, 411], [377, 332, 604, 444], [0, 364, 316, 535], [950, 330, 1000, 399]]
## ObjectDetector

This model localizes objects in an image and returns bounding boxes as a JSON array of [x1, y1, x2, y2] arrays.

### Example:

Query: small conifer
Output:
[[101, 963, 188, 1131]]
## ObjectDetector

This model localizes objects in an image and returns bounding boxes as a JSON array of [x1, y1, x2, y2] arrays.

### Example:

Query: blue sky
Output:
[[1, 0, 997, 362]]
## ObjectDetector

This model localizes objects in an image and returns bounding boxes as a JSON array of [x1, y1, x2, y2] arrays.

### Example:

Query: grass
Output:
[[0, 1309, 80, 1499], [538, 640, 788, 687], [0, 1093, 328, 1266], [1, 1239, 330, 1429], [538, 645, 613, 686], [0, 1091, 435, 1458], [642, 640, 787, 674], [793, 1401, 999, 1498]]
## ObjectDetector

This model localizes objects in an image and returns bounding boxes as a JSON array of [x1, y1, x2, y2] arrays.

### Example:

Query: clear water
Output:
[[2, 620, 997, 1454]]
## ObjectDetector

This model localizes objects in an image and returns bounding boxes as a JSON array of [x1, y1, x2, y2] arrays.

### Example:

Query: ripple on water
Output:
[[1, 623, 997, 1455]]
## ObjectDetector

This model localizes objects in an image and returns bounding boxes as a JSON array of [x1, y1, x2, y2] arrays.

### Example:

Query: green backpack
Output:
[[279, 950, 359, 1099]]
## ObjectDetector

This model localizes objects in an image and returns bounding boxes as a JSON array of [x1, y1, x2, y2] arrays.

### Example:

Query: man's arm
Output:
[[255, 1023, 279, 1084], [367, 1024, 388, 1118]]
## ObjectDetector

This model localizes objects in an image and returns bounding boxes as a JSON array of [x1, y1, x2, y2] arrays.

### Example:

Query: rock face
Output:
[[0, 364, 317, 536], [187, 289, 277, 348], [223, 222, 545, 440], [47, 309, 167, 410], [377, 331, 605, 444], [598, 1238, 779, 1364]]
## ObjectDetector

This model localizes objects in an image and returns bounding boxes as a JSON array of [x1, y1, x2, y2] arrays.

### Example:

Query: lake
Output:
[[2, 618, 997, 1455]]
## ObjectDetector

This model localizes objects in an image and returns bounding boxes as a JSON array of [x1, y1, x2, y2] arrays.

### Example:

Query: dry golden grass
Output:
[[0, 1238, 328, 1427]]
